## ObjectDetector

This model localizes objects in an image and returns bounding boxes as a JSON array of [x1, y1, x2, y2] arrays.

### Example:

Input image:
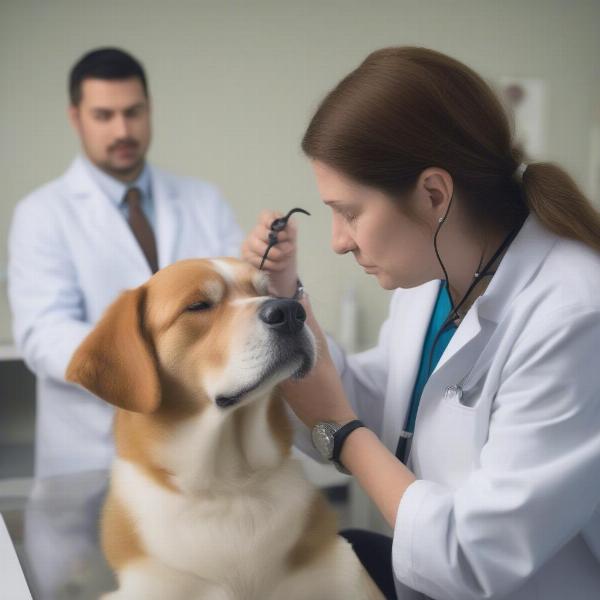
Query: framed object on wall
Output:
[[498, 77, 546, 160]]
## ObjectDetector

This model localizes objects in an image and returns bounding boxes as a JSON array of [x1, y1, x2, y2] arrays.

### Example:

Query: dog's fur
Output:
[[66, 258, 383, 600]]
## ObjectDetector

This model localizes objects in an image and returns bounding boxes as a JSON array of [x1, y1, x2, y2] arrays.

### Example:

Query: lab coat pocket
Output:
[[443, 375, 493, 458], [415, 379, 491, 485]]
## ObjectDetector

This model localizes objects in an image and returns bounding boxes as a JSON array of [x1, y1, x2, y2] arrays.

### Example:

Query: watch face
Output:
[[312, 422, 335, 460]]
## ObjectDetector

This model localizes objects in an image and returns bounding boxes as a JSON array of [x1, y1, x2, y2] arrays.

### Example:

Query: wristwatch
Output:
[[311, 420, 365, 474]]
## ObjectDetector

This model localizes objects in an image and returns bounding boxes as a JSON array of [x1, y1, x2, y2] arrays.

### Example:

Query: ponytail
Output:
[[522, 163, 600, 253]]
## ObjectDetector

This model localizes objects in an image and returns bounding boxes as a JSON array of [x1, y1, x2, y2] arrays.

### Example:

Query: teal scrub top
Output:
[[399, 282, 457, 457]]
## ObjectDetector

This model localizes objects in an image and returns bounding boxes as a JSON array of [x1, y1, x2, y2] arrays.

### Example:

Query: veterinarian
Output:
[[8, 48, 242, 478], [242, 47, 600, 600]]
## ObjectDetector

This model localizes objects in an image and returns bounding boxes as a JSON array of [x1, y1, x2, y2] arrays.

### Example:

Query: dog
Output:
[[66, 258, 384, 600]]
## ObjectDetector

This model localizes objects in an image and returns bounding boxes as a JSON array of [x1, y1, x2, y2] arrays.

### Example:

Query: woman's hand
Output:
[[281, 295, 357, 428], [241, 210, 299, 298]]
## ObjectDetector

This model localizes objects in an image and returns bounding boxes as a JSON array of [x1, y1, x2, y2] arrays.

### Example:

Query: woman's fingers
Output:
[[259, 211, 298, 240], [242, 235, 293, 261], [243, 253, 290, 273], [242, 210, 302, 297], [246, 237, 294, 261]]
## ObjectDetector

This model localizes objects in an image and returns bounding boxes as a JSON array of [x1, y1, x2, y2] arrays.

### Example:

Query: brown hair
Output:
[[302, 47, 600, 252]]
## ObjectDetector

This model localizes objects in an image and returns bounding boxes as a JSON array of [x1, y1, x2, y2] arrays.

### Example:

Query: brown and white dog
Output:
[[66, 258, 383, 600]]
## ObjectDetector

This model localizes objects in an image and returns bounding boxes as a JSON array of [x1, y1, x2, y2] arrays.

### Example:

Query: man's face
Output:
[[69, 77, 151, 181]]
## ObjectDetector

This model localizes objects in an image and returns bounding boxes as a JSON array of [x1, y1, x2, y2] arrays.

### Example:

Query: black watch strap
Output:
[[332, 419, 365, 465]]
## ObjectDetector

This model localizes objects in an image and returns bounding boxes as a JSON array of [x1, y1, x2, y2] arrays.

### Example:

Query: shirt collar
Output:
[[80, 154, 152, 206]]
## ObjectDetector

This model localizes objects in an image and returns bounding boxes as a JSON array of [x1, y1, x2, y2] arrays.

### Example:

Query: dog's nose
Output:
[[259, 299, 306, 334]]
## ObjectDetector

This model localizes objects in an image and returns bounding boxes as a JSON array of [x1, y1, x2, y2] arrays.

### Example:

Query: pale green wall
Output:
[[1, 0, 599, 347]]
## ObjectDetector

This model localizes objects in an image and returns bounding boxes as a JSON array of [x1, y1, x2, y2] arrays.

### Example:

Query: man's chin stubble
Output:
[[102, 157, 145, 179]]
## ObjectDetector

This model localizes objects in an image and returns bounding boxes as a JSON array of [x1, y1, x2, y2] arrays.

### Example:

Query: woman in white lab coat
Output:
[[243, 47, 600, 599]]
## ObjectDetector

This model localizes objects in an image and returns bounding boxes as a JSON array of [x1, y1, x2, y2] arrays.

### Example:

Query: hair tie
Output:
[[514, 162, 528, 181]]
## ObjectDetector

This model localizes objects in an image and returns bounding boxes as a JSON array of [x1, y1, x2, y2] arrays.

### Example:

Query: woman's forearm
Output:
[[341, 427, 417, 528], [281, 295, 357, 426], [280, 360, 357, 427], [284, 293, 417, 527]]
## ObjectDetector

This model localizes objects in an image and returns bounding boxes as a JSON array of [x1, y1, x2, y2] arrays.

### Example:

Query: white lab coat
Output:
[[8, 157, 243, 478], [294, 214, 600, 599]]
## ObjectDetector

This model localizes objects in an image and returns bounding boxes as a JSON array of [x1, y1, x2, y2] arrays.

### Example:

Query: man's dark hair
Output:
[[69, 47, 148, 105]]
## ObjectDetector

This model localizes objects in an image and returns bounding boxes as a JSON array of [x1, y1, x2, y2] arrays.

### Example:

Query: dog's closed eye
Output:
[[186, 301, 214, 312]]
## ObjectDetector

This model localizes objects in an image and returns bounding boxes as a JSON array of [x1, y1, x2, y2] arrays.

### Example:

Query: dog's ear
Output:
[[66, 286, 160, 413]]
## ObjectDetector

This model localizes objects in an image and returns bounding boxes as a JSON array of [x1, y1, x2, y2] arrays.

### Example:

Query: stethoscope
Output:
[[397, 196, 522, 463], [259, 208, 311, 270], [427, 200, 521, 373]]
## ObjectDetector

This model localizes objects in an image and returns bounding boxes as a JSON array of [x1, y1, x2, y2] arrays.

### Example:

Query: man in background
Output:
[[8, 48, 242, 478]]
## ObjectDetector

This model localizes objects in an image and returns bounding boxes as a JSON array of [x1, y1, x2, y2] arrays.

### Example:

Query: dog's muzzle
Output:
[[214, 298, 313, 409]]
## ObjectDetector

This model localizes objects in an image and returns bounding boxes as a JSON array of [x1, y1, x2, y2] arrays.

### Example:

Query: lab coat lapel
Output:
[[475, 214, 557, 324], [434, 213, 557, 376], [428, 293, 486, 381], [63, 158, 153, 275], [381, 281, 439, 451], [152, 168, 181, 268], [414, 213, 558, 434], [424, 301, 493, 398]]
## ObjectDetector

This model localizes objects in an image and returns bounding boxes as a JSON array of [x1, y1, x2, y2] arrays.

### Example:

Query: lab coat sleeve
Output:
[[393, 306, 600, 600], [8, 195, 92, 382], [291, 291, 396, 461]]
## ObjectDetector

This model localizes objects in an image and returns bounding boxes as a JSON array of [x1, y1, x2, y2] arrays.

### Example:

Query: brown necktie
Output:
[[124, 187, 159, 273]]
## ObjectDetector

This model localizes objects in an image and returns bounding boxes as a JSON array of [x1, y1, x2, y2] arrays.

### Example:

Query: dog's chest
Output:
[[113, 458, 314, 584]]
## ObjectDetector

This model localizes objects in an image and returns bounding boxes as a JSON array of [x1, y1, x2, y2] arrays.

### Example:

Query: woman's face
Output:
[[312, 160, 439, 290]]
